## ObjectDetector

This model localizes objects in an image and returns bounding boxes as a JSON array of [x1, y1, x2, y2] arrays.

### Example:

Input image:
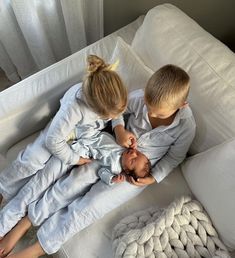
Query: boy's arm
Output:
[[151, 124, 196, 183], [130, 121, 196, 186]]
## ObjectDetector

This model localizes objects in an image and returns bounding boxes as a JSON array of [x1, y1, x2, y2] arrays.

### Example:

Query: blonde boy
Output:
[[113, 64, 196, 185]]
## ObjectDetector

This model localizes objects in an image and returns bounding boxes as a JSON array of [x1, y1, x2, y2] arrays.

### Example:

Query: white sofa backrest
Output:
[[0, 17, 144, 155], [132, 4, 235, 154]]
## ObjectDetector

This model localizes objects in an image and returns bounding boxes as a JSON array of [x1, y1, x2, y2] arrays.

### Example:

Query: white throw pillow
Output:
[[181, 138, 235, 250], [131, 3, 235, 154], [110, 37, 153, 92]]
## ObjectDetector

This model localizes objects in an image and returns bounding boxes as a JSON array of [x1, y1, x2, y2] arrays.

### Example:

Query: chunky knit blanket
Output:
[[112, 196, 231, 258]]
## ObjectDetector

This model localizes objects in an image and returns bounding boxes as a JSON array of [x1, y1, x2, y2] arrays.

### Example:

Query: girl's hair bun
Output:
[[87, 55, 108, 74]]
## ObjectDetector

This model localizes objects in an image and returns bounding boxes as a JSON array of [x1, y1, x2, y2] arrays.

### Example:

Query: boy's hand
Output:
[[77, 157, 92, 165], [127, 174, 156, 186], [114, 125, 137, 148], [112, 174, 125, 183]]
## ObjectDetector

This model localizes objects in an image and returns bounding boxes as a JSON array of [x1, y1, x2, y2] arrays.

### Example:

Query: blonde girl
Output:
[[0, 55, 127, 203]]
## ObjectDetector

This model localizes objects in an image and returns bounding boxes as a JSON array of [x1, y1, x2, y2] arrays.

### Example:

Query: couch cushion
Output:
[[181, 138, 235, 250], [131, 3, 235, 154], [6, 132, 39, 163], [110, 37, 153, 92]]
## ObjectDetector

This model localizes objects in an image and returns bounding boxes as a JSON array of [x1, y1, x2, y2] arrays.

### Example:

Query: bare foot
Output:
[[0, 217, 32, 257], [7, 242, 45, 258]]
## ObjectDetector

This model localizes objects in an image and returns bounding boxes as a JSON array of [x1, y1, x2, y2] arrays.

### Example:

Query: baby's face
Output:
[[121, 149, 149, 178]]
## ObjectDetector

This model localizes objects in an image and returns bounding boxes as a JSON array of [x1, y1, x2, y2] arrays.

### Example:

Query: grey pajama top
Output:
[[45, 83, 109, 165], [112, 89, 196, 183]]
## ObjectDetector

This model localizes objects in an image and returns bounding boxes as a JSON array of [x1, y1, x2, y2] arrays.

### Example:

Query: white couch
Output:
[[0, 4, 235, 258]]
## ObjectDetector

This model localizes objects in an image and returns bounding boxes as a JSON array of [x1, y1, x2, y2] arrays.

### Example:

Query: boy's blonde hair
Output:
[[145, 64, 190, 109], [82, 55, 127, 118]]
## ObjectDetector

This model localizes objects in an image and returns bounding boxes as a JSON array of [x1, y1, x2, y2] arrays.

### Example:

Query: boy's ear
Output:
[[179, 101, 188, 109]]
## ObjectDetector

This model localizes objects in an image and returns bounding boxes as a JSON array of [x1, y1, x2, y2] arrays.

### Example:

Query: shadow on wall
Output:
[[103, 0, 235, 53], [223, 34, 235, 52]]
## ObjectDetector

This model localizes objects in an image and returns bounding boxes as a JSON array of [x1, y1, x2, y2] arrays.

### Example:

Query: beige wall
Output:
[[103, 0, 235, 52]]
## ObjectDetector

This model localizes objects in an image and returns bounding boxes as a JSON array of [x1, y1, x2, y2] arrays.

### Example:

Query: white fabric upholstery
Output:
[[182, 138, 235, 251], [110, 37, 153, 92], [132, 3, 235, 155]]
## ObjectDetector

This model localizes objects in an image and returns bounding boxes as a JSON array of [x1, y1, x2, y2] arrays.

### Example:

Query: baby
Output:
[[99, 147, 151, 185], [70, 131, 151, 185]]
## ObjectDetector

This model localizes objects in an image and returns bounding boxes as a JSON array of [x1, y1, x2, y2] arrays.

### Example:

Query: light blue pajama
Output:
[[37, 180, 145, 255], [28, 161, 101, 227], [112, 89, 196, 183], [27, 133, 126, 226], [27, 89, 196, 254], [0, 83, 108, 200], [0, 133, 125, 237], [0, 156, 71, 237]]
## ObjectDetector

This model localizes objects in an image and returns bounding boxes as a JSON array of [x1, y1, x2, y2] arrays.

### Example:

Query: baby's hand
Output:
[[114, 125, 137, 148], [77, 157, 92, 166], [112, 174, 126, 183]]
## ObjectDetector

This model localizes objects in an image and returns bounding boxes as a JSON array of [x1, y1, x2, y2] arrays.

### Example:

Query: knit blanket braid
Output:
[[112, 196, 231, 258]]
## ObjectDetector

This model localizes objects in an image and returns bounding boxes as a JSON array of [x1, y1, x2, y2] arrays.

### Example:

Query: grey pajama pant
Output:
[[28, 161, 101, 226], [28, 163, 146, 254], [0, 156, 70, 237], [37, 177, 145, 254], [0, 125, 52, 201], [0, 160, 100, 238]]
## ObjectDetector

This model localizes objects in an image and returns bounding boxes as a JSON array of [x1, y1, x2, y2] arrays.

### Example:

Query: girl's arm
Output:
[[45, 95, 83, 166], [112, 89, 143, 148]]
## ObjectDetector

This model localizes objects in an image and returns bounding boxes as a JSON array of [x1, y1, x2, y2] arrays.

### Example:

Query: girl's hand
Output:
[[112, 174, 126, 183], [77, 157, 92, 165], [126, 174, 156, 186], [114, 125, 137, 148]]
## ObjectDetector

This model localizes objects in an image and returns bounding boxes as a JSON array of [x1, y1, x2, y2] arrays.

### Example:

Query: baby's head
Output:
[[121, 148, 151, 180], [82, 55, 127, 119], [144, 64, 190, 119]]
